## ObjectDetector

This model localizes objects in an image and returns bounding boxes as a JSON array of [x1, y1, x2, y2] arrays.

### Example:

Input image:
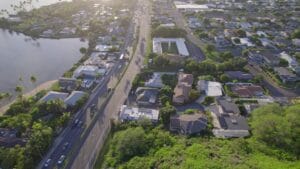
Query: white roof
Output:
[[119, 105, 159, 122], [239, 38, 255, 47], [64, 91, 86, 106], [174, 1, 209, 10], [153, 38, 189, 56], [40, 91, 69, 103], [95, 45, 113, 52], [198, 80, 222, 97]]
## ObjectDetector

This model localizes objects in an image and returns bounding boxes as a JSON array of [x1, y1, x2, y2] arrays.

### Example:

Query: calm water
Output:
[[0, 29, 87, 94], [0, 0, 71, 16]]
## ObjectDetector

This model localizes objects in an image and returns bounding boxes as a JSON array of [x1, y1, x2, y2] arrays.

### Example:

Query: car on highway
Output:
[[57, 155, 66, 165], [43, 158, 52, 168], [62, 142, 69, 150], [72, 119, 79, 128]]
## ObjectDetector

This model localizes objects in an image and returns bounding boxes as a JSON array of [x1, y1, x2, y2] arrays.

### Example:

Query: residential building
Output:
[[145, 72, 175, 88], [39, 91, 69, 103], [73, 65, 106, 78], [173, 73, 194, 104], [279, 52, 300, 74], [58, 77, 79, 92], [119, 105, 159, 123], [0, 128, 26, 148], [230, 83, 264, 98], [216, 97, 240, 114], [214, 36, 232, 48], [225, 71, 253, 81], [261, 50, 280, 66], [212, 113, 250, 138], [274, 67, 299, 83], [197, 80, 223, 97], [153, 38, 190, 57], [64, 91, 87, 106], [170, 113, 207, 135], [135, 87, 159, 106]]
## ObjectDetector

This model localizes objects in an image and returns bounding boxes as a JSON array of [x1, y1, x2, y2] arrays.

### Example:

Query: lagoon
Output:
[[0, 29, 87, 95]]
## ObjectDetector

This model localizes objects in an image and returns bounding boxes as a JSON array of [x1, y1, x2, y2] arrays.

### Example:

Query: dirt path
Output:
[[0, 80, 57, 115]]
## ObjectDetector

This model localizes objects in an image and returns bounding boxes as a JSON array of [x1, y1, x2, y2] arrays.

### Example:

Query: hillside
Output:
[[98, 104, 300, 169]]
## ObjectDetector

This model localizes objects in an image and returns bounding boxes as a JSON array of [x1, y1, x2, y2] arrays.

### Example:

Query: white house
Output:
[[119, 105, 159, 123], [197, 80, 223, 97], [73, 65, 106, 78], [279, 52, 300, 73]]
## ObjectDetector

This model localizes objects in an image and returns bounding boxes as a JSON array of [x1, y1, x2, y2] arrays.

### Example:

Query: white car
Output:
[[43, 158, 52, 168], [57, 155, 66, 165]]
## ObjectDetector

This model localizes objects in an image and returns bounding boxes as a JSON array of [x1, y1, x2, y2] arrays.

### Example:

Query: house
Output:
[[216, 97, 240, 114], [119, 105, 159, 123], [229, 83, 264, 98], [64, 91, 87, 106], [260, 50, 280, 66], [212, 113, 250, 138], [173, 73, 194, 104], [279, 52, 300, 74], [274, 67, 299, 83], [170, 113, 207, 135], [145, 72, 175, 88], [197, 80, 223, 97], [188, 17, 203, 29], [248, 51, 264, 65], [225, 71, 253, 81], [174, 1, 210, 12], [214, 36, 232, 48], [95, 45, 116, 52], [135, 87, 159, 106], [292, 39, 300, 47], [39, 91, 69, 103], [73, 65, 106, 78], [153, 38, 189, 57], [58, 77, 79, 92], [0, 128, 26, 147]]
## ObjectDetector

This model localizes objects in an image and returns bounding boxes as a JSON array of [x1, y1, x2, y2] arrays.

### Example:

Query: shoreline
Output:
[[0, 80, 58, 115]]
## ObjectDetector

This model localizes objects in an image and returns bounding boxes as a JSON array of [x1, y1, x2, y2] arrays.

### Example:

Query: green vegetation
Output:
[[151, 26, 186, 38], [0, 93, 69, 168], [99, 103, 300, 169], [161, 42, 179, 54], [292, 29, 300, 39]]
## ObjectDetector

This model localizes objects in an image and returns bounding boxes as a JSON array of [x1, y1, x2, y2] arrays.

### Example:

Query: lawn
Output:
[[161, 42, 179, 54]]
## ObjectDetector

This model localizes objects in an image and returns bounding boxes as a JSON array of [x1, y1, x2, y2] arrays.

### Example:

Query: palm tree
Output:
[[15, 85, 24, 100], [30, 75, 37, 86]]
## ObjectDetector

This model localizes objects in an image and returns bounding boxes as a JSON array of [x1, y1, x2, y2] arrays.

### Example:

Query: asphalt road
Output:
[[246, 64, 300, 98], [68, 0, 151, 169], [37, 2, 140, 169]]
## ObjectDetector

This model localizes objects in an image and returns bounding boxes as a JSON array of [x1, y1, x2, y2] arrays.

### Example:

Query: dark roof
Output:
[[225, 71, 253, 80], [217, 98, 241, 114], [136, 87, 159, 104], [170, 113, 207, 135], [219, 114, 249, 130]]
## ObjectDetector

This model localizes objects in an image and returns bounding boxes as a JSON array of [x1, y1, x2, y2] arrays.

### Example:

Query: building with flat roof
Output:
[[64, 91, 87, 106], [197, 80, 223, 97], [119, 105, 159, 123], [39, 91, 69, 103], [153, 38, 189, 57]]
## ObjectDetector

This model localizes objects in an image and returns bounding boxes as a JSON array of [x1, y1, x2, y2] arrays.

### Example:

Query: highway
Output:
[[68, 0, 151, 168], [36, 1, 141, 169]]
